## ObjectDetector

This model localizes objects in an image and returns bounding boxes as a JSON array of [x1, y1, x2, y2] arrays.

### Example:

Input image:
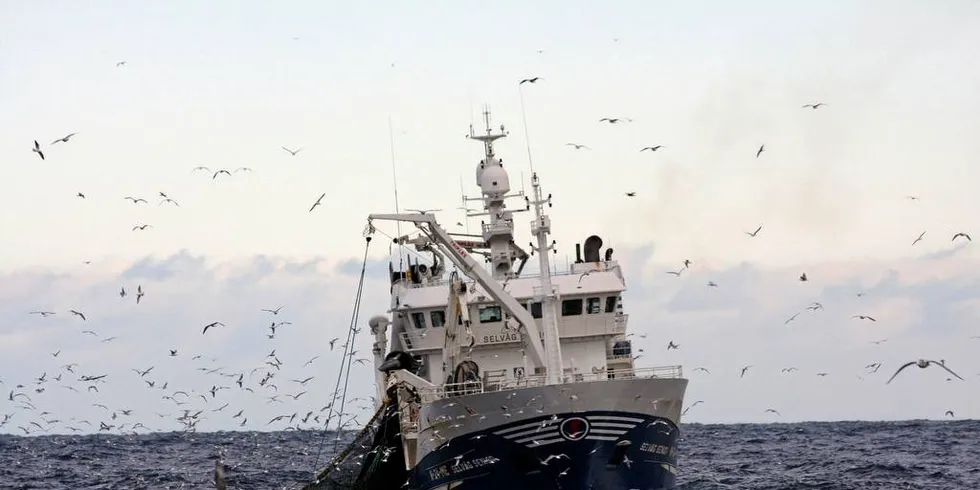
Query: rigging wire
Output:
[[388, 116, 405, 269], [311, 235, 372, 475], [517, 84, 536, 175]]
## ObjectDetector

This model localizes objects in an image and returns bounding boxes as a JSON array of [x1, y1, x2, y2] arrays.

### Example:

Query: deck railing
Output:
[[419, 365, 683, 402]]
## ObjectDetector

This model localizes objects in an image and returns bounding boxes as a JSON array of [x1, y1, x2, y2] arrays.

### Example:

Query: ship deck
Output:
[[418, 365, 683, 403]]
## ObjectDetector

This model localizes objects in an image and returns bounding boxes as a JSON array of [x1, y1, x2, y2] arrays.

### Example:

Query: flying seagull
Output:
[[51, 133, 77, 144], [599, 118, 632, 124], [32, 140, 44, 160], [640, 145, 663, 152], [756, 145, 765, 158], [886, 359, 964, 384], [309, 193, 326, 212], [745, 225, 762, 237], [801, 103, 825, 109], [281, 147, 302, 156], [852, 315, 876, 322], [519, 77, 541, 85], [565, 143, 590, 150], [202, 322, 225, 335], [952, 233, 971, 243], [911, 231, 926, 247]]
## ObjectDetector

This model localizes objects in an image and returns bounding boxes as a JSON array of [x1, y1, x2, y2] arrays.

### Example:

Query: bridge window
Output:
[[586, 297, 601, 314], [605, 296, 618, 313], [430, 310, 445, 328], [526, 301, 542, 319], [479, 305, 502, 323], [410, 312, 426, 329], [561, 299, 583, 316]]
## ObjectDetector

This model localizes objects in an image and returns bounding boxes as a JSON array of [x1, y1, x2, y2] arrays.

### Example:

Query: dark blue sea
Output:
[[1, 420, 977, 489]]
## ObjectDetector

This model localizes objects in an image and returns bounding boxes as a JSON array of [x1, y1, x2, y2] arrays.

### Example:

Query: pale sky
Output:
[[1, 1, 979, 436]]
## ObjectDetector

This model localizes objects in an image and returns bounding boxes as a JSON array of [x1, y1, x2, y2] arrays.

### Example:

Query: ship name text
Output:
[[481, 332, 520, 344], [639, 442, 677, 459], [427, 455, 500, 481]]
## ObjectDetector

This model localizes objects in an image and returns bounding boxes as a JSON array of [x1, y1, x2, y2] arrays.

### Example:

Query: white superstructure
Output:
[[364, 109, 683, 475]]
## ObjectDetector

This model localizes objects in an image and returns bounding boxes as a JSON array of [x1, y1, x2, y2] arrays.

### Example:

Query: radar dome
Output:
[[477, 157, 510, 194]]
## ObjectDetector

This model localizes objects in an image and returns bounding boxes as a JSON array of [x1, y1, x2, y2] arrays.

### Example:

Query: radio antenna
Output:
[[517, 84, 536, 174], [388, 116, 404, 265]]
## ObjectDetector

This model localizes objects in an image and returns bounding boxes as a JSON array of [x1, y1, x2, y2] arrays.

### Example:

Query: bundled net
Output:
[[302, 396, 408, 490]]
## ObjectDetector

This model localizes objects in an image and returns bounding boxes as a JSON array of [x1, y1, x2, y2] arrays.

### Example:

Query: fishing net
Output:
[[302, 394, 408, 490]]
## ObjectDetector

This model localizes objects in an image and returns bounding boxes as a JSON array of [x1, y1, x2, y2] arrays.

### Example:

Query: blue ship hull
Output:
[[409, 410, 680, 490]]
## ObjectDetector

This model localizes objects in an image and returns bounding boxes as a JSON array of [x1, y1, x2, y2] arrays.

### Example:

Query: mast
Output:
[[527, 172, 563, 384], [468, 107, 563, 384], [468, 107, 518, 280]]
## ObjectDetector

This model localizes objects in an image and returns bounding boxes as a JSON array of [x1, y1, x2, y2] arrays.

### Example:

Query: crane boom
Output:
[[368, 213, 548, 371]]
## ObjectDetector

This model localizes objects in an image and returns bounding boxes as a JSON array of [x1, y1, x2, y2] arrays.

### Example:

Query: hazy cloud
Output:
[[2, 245, 978, 435]]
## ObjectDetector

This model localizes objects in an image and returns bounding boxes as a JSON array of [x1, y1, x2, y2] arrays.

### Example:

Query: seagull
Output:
[[801, 103, 825, 109], [51, 133, 77, 144], [707, 281, 718, 287], [765, 408, 780, 416], [911, 231, 926, 247], [665, 268, 683, 277], [852, 315, 876, 322], [693, 367, 710, 374], [281, 147, 303, 156], [132, 224, 152, 231], [599, 118, 631, 124], [745, 225, 762, 237], [309, 193, 326, 212], [740, 365, 752, 378], [576, 270, 596, 284], [952, 233, 971, 243], [799, 273, 808, 282], [886, 359, 964, 384], [565, 143, 590, 150], [625, 192, 636, 197], [756, 145, 765, 158], [116, 61, 127, 67], [124, 196, 147, 204], [202, 322, 225, 335], [212, 169, 232, 179], [640, 145, 663, 152], [69, 310, 86, 321], [261, 306, 284, 315], [31, 141, 45, 160], [519, 77, 541, 85]]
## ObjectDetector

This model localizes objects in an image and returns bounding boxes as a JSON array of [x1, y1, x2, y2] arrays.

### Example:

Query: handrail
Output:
[[419, 365, 683, 402]]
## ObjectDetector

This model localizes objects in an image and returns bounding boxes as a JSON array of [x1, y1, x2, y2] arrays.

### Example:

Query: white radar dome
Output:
[[476, 157, 510, 194]]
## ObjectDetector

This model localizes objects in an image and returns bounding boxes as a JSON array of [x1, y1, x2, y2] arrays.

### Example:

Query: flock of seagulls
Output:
[[2, 44, 973, 456], [3, 86, 375, 440], [3, 296, 376, 438], [520, 76, 973, 420]]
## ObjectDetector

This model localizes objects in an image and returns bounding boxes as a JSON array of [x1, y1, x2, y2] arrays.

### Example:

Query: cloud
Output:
[[1, 244, 979, 437], [0, 251, 391, 436]]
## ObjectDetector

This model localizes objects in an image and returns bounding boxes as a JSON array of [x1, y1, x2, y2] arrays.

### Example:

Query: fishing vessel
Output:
[[308, 109, 688, 490]]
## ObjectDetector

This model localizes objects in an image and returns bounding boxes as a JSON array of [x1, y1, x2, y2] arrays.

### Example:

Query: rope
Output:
[[311, 235, 372, 476], [304, 401, 388, 488]]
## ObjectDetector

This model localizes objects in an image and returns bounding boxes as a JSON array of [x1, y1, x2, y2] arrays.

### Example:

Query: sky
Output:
[[1, 0, 979, 437]]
